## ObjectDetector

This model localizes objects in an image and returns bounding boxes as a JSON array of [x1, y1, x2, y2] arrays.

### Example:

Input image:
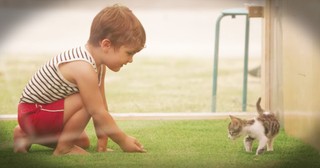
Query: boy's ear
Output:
[[100, 39, 111, 49]]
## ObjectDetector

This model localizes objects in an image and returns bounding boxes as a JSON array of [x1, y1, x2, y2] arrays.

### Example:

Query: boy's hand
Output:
[[119, 135, 146, 153]]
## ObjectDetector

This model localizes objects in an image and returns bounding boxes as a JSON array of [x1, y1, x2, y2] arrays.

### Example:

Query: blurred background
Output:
[[0, 0, 264, 113], [0, 0, 263, 58], [2, 0, 320, 156]]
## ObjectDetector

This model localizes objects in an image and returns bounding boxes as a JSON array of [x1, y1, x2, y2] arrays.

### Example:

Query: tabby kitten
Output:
[[228, 97, 280, 155]]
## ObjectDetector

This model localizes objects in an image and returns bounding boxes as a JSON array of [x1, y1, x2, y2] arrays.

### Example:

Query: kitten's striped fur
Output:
[[228, 97, 280, 155]]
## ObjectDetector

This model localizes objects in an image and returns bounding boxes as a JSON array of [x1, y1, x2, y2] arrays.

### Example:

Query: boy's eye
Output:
[[127, 51, 135, 55]]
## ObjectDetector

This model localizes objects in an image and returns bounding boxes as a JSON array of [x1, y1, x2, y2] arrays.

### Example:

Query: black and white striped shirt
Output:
[[20, 46, 99, 104]]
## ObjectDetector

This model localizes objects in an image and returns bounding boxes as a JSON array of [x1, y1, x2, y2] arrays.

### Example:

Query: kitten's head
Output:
[[228, 115, 245, 140]]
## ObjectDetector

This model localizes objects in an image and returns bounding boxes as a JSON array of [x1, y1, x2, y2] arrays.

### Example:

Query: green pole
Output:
[[212, 14, 224, 112], [242, 15, 250, 112], [212, 8, 249, 112]]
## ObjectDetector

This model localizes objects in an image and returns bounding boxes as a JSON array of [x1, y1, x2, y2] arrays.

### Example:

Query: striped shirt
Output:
[[20, 46, 101, 104]]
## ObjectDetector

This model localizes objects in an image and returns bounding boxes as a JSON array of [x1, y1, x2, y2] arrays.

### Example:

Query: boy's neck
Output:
[[85, 43, 102, 67]]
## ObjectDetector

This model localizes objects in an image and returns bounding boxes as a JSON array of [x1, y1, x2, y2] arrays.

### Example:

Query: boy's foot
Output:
[[97, 147, 114, 152], [14, 138, 31, 153], [53, 145, 89, 155], [13, 126, 31, 153]]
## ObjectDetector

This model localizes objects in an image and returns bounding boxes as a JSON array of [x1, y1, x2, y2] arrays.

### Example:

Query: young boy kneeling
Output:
[[13, 4, 146, 155]]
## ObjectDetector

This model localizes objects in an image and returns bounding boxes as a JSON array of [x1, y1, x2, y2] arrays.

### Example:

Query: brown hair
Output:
[[88, 4, 146, 51]]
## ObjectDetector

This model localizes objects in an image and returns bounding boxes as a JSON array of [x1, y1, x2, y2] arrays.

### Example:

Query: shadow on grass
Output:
[[275, 144, 320, 168], [0, 121, 50, 168]]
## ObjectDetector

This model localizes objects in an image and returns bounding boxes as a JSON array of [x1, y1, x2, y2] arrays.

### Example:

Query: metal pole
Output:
[[242, 15, 250, 112], [212, 14, 224, 112], [212, 8, 249, 112]]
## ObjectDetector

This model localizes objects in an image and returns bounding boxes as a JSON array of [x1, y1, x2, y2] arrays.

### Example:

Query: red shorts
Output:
[[18, 99, 64, 137]]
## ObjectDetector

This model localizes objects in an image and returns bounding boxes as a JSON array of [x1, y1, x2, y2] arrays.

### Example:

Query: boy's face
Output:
[[106, 45, 139, 72]]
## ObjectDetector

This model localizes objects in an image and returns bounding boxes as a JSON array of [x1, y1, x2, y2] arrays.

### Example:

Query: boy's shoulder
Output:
[[50, 46, 97, 71]]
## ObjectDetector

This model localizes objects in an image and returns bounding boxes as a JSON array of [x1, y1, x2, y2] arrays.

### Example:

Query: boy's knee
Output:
[[14, 125, 21, 131]]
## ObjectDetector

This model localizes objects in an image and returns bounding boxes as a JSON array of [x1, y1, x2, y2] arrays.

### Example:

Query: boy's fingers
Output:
[[137, 146, 146, 153], [135, 140, 142, 147], [134, 141, 146, 153], [141, 148, 147, 153]]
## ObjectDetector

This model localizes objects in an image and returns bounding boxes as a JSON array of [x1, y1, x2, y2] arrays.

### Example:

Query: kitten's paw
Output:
[[256, 148, 265, 155], [267, 148, 274, 152], [245, 146, 252, 152]]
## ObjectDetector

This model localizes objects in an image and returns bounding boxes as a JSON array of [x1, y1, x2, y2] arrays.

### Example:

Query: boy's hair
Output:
[[88, 4, 146, 51]]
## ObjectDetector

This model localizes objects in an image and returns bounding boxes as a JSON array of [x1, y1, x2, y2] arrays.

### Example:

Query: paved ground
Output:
[[0, 0, 264, 58]]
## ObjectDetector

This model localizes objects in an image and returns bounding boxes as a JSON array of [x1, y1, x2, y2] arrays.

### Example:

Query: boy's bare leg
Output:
[[53, 115, 90, 155], [38, 131, 90, 150], [53, 109, 90, 155], [14, 127, 89, 153], [75, 131, 90, 149], [53, 94, 90, 155], [13, 125, 31, 153], [48, 131, 90, 149]]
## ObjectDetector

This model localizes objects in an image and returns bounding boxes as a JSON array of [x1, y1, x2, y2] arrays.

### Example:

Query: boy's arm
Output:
[[69, 61, 143, 152], [95, 65, 109, 152], [100, 65, 108, 110]]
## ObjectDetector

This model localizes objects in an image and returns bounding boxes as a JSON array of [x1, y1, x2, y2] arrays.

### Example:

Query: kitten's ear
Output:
[[229, 115, 241, 128], [229, 115, 238, 121]]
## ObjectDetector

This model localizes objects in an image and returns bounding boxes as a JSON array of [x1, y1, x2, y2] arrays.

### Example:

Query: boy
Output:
[[13, 4, 146, 155]]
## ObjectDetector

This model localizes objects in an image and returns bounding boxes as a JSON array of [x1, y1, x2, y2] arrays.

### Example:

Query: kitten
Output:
[[228, 97, 280, 155]]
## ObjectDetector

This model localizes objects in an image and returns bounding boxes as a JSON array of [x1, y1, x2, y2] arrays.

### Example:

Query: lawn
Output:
[[0, 55, 261, 114], [0, 120, 319, 168], [1, 56, 319, 167]]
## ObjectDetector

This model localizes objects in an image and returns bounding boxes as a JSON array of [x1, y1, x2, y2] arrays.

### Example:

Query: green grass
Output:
[[1, 55, 318, 167], [0, 120, 319, 168], [0, 55, 261, 114]]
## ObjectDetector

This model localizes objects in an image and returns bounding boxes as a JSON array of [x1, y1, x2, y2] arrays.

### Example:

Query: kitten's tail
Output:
[[256, 97, 265, 115]]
